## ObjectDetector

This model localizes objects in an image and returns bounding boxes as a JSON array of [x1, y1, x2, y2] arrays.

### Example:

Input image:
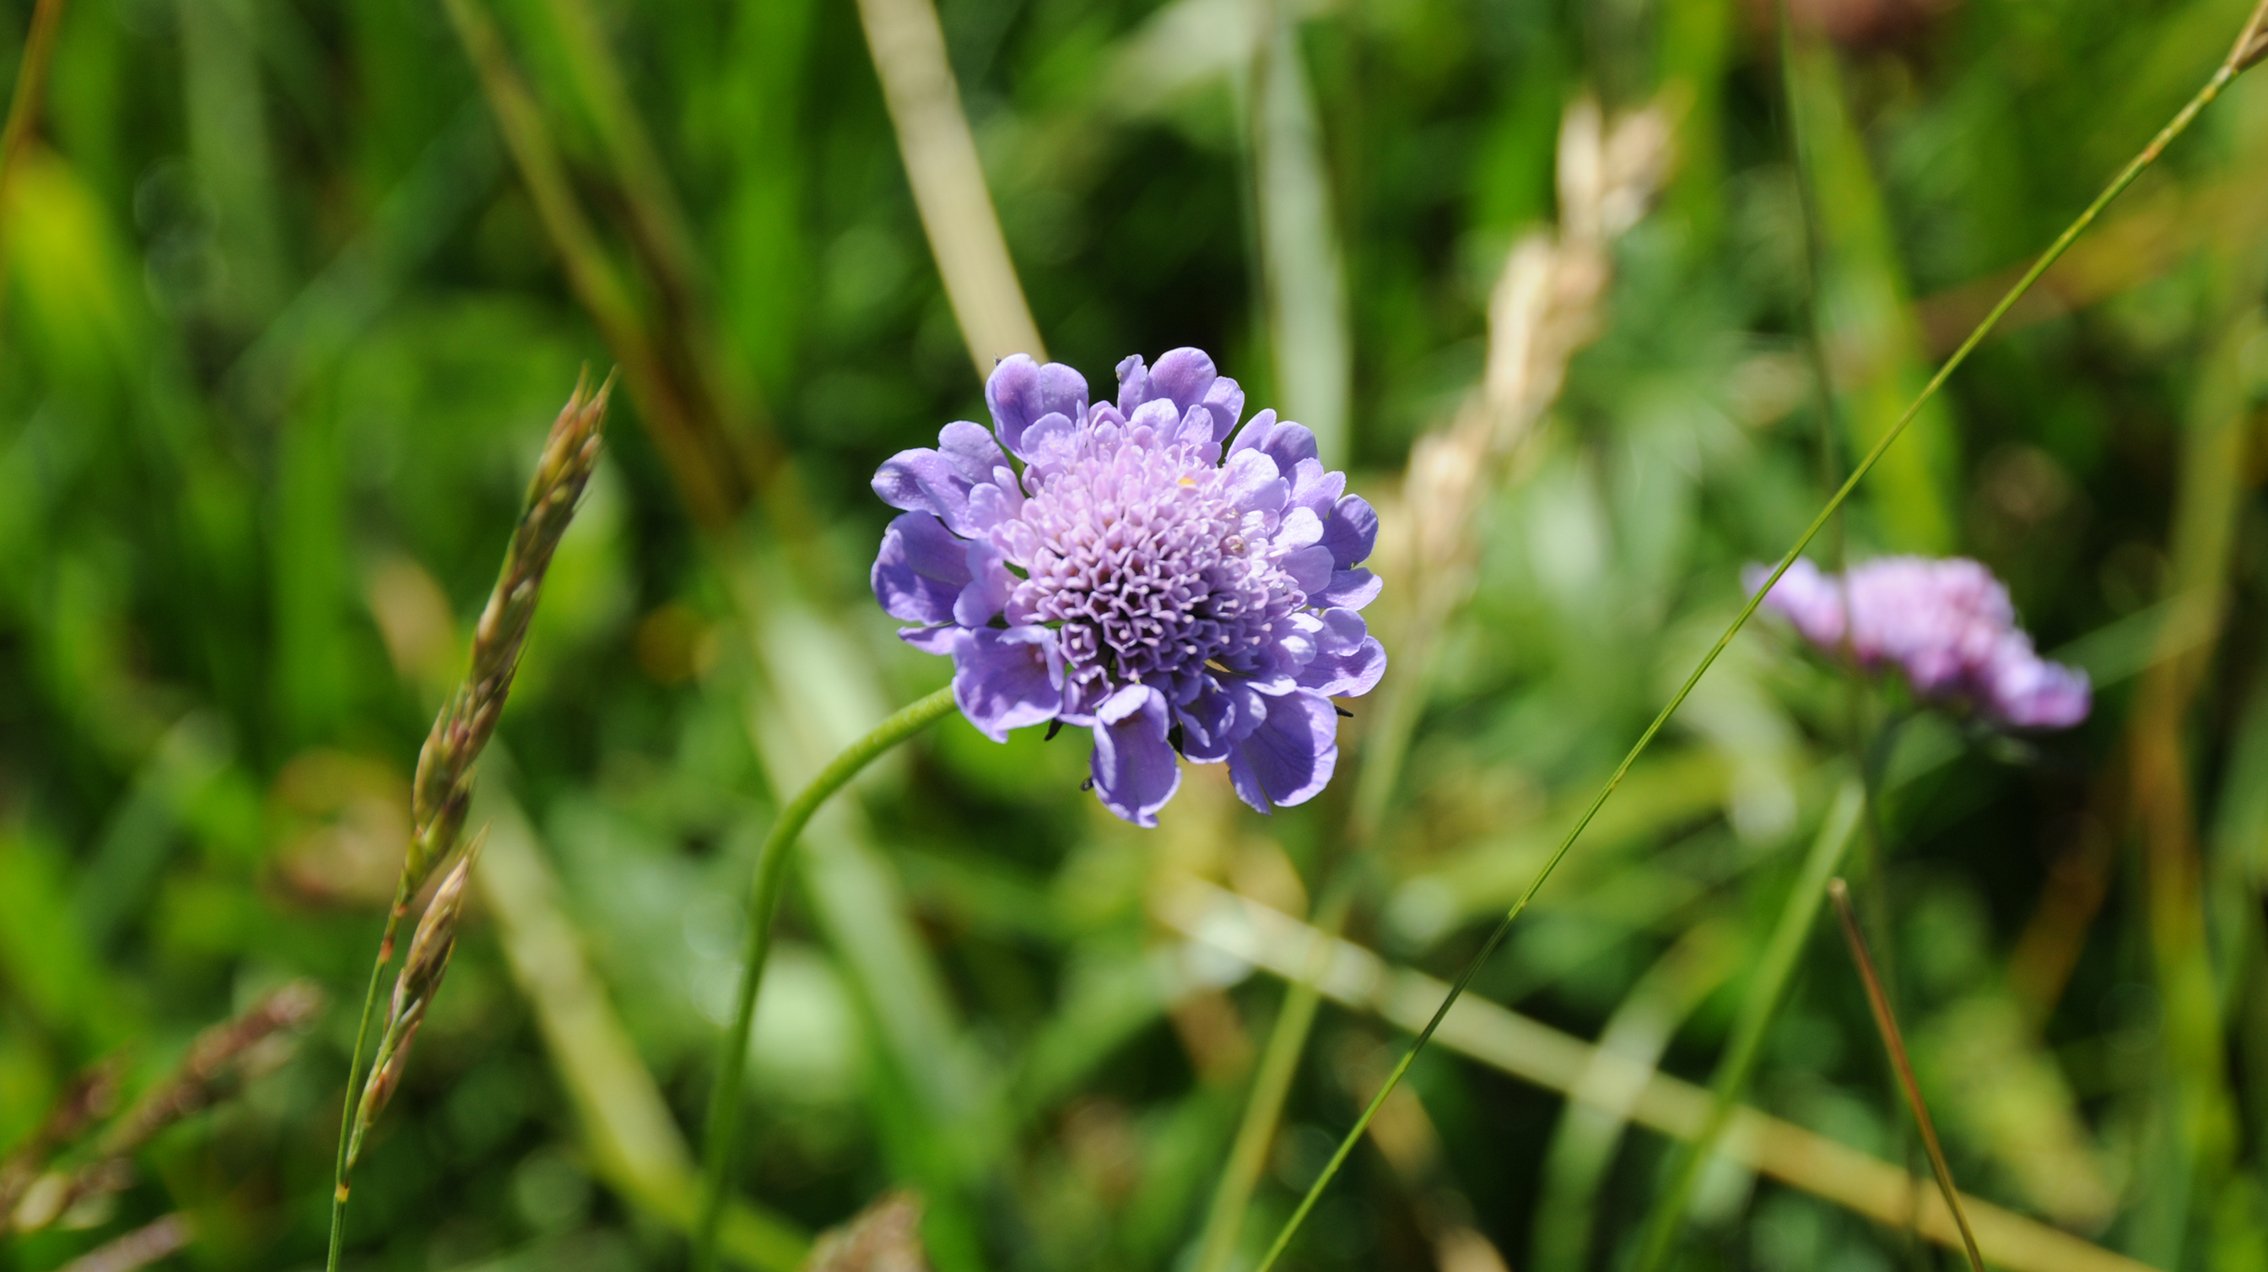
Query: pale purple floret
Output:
[[1744, 556, 2090, 730], [871, 349, 1386, 825]]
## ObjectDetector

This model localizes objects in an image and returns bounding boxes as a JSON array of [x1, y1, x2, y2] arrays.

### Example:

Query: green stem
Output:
[[1250, 25, 2264, 1270], [327, 893, 405, 1272], [1192, 883, 1353, 1272], [1630, 781, 1866, 1270], [693, 685, 959, 1272]]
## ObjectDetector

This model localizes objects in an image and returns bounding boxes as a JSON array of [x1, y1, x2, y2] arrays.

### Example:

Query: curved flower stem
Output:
[[1250, 12, 2268, 1268], [693, 684, 959, 1272]]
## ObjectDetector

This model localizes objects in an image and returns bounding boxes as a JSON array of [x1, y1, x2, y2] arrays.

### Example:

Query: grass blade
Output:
[[853, 0, 1045, 370]]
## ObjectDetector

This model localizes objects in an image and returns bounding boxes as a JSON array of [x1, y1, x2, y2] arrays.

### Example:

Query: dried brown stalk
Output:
[[330, 373, 610, 1268], [1828, 878, 1984, 1272], [3, 983, 323, 1236]]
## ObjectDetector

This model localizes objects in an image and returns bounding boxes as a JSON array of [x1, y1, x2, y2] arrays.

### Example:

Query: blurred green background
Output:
[[3, 0, 2267, 1268]]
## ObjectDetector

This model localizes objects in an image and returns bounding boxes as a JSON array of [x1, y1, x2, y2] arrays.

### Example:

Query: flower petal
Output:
[[899, 625, 958, 655], [954, 543, 1017, 627], [952, 626, 1062, 742], [1174, 677, 1239, 762], [1228, 409, 1319, 473], [1984, 639, 2090, 729], [1296, 609, 1386, 698], [1287, 459, 1345, 521], [871, 512, 970, 624], [987, 355, 1089, 456], [1089, 686, 1180, 826], [872, 421, 1000, 534], [1280, 544, 1335, 594], [1322, 494, 1378, 567], [1317, 567, 1383, 611], [1198, 373, 1245, 443], [1220, 448, 1287, 516], [1226, 690, 1339, 812]]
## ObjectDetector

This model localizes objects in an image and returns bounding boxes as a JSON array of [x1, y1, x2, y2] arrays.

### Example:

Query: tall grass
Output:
[[6, 0, 2268, 1267]]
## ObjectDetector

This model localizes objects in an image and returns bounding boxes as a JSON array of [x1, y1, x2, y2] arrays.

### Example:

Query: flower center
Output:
[[998, 438, 1297, 696]]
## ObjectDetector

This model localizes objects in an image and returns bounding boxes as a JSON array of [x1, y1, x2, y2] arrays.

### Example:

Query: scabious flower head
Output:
[[1745, 556, 2089, 729], [871, 350, 1386, 825]]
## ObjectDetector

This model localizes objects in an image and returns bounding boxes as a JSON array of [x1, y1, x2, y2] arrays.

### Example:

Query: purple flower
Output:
[[1745, 556, 2089, 730], [872, 350, 1386, 825]]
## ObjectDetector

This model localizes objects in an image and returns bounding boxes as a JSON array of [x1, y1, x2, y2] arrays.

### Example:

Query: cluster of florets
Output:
[[1747, 556, 2089, 729], [871, 350, 1385, 825]]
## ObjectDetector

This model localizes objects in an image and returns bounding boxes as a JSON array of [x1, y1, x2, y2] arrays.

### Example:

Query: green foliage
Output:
[[2, 0, 2266, 1269]]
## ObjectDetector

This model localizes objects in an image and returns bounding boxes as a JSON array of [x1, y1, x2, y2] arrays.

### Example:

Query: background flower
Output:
[[1747, 556, 2090, 729]]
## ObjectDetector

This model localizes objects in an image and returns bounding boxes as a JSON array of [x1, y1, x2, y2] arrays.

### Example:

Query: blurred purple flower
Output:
[[872, 350, 1386, 825], [1744, 556, 2089, 730]]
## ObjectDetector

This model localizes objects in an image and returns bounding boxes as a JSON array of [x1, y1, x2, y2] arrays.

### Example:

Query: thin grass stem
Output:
[[693, 684, 960, 1272], [1191, 883, 1352, 1272], [324, 891, 404, 1270], [1250, 15, 2268, 1265], [1629, 781, 1864, 1269], [1829, 877, 1987, 1271]]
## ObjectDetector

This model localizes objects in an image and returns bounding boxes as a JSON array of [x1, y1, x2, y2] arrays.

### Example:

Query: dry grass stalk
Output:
[[1827, 878, 1984, 1272], [55, 1213, 192, 1272], [1396, 99, 1669, 652], [98, 982, 324, 1159], [3, 982, 324, 1236], [349, 832, 484, 1170], [0, 1062, 120, 1221], [398, 376, 609, 917], [330, 373, 609, 1266], [853, 0, 1047, 370], [805, 1192, 931, 1272]]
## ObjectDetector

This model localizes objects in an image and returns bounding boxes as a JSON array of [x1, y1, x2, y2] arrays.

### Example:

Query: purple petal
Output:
[[1146, 348, 1216, 406], [1275, 505, 1324, 550], [1297, 610, 1386, 698], [1112, 353, 1150, 414], [1219, 449, 1287, 516], [965, 474, 1024, 533], [872, 512, 971, 624], [954, 543, 1016, 627], [987, 355, 1089, 456], [1287, 459, 1345, 521], [1198, 373, 1245, 443], [1322, 495, 1378, 568], [1014, 412, 1080, 479], [1228, 409, 1319, 474], [900, 625, 958, 655], [1748, 559, 1848, 650], [1090, 687, 1180, 827], [1226, 690, 1339, 813], [1318, 568, 1382, 611], [1985, 646, 2091, 730], [952, 626, 1062, 742], [1280, 544, 1335, 595], [872, 421, 1000, 535], [1126, 398, 1183, 441], [1173, 677, 1239, 762], [1122, 347, 1243, 443]]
